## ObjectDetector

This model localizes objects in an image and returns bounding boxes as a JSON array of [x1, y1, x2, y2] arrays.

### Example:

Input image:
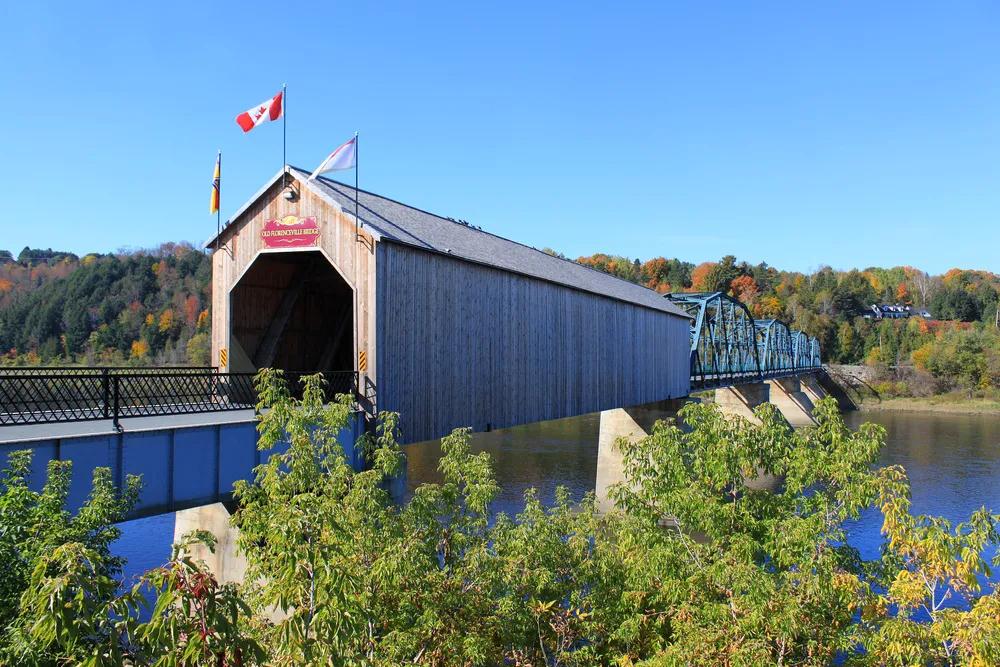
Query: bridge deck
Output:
[[0, 409, 257, 445], [0, 407, 362, 521]]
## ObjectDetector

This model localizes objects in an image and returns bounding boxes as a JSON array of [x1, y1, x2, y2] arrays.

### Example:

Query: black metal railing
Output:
[[0, 366, 217, 376], [284, 370, 358, 401], [0, 368, 358, 427]]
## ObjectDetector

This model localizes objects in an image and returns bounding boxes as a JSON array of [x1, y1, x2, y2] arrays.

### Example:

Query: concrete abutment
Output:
[[595, 389, 794, 513], [595, 398, 689, 514], [173, 502, 246, 585], [595, 409, 646, 515], [714, 382, 770, 423], [766, 377, 818, 427], [799, 373, 829, 406]]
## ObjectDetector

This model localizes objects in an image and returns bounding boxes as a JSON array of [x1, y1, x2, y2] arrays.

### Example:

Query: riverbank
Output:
[[859, 395, 1000, 415]]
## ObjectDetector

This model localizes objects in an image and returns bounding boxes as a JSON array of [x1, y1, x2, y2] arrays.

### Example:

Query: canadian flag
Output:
[[235, 90, 283, 133]]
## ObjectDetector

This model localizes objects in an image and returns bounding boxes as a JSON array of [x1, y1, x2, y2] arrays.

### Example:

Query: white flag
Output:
[[308, 136, 357, 180]]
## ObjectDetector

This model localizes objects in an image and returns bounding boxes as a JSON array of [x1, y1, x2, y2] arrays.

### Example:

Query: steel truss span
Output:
[[666, 292, 822, 389]]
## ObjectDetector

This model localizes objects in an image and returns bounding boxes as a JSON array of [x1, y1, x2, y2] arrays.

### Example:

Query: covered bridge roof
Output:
[[208, 166, 688, 318]]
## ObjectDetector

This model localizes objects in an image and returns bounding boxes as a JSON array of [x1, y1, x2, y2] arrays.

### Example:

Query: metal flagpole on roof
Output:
[[281, 83, 287, 189], [353, 132, 361, 396], [354, 131, 360, 239], [216, 150, 221, 254]]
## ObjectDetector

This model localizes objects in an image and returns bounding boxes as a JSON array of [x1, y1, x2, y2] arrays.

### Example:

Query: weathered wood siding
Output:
[[376, 242, 691, 444], [211, 176, 377, 380]]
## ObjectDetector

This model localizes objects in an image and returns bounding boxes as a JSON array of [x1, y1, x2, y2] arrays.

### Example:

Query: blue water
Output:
[[114, 409, 1000, 587], [842, 410, 1000, 570], [116, 513, 175, 588]]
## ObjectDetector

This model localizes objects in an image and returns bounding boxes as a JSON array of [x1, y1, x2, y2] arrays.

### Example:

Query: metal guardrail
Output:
[[0, 366, 217, 376], [0, 368, 358, 427], [284, 370, 358, 399]]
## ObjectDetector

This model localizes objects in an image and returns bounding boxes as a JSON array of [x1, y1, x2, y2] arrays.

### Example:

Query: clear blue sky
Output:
[[2, 2, 998, 274]]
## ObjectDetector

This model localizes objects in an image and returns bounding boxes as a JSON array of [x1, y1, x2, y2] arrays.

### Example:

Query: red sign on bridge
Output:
[[260, 215, 321, 248]]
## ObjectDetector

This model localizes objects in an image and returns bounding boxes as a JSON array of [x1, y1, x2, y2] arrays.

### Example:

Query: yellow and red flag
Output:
[[209, 151, 220, 214]]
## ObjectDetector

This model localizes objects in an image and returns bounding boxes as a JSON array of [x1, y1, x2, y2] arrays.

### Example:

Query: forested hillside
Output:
[[572, 252, 1000, 396], [0, 243, 211, 366]]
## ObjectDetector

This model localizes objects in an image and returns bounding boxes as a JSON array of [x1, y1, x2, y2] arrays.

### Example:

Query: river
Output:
[[113, 408, 1000, 586]]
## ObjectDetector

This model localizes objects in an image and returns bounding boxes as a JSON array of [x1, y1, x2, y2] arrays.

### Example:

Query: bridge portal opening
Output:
[[229, 251, 354, 378]]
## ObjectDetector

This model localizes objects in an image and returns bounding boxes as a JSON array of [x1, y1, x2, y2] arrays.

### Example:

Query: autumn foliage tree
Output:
[[689, 261, 716, 291], [729, 273, 760, 305], [0, 243, 210, 366]]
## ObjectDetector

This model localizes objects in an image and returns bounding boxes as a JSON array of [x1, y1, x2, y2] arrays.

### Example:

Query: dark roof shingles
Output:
[[293, 168, 687, 318]]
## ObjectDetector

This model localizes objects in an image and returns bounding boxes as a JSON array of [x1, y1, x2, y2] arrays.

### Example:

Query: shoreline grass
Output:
[[859, 395, 1000, 415]]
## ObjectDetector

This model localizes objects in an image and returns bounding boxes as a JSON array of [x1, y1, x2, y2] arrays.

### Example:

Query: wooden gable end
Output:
[[210, 173, 378, 383]]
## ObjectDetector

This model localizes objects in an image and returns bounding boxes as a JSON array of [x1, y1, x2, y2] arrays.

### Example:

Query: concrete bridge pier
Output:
[[595, 392, 790, 514], [799, 373, 829, 406], [595, 399, 689, 514], [174, 502, 246, 585], [171, 412, 369, 585], [713, 382, 770, 424], [595, 409, 646, 515], [766, 377, 817, 427]]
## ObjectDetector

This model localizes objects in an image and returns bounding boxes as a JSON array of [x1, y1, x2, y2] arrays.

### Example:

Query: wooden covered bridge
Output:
[[0, 166, 831, 523], [205, 166, 693, 444]]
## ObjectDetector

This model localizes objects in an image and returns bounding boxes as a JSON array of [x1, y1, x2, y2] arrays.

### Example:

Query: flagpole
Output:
[[352, 132, 361, 398], [216, 150, 221, 255], [281, 83, 287, 189], [354, 131, 359, 239]]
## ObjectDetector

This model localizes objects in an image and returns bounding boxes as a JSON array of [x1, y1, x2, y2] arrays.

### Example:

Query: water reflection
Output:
[[405, 413, 601, 515], [842, 410, 1000, 564]]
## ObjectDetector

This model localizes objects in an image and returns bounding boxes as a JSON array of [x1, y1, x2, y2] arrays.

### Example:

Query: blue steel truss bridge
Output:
[[665, 292, 822, 389]]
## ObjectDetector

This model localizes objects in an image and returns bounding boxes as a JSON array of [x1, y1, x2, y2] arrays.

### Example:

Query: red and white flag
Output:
[[308, 135, 357, 180], [235, 90, 283, 133]]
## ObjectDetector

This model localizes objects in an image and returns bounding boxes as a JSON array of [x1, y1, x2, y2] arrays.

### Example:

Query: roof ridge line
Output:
[[303, 169, 672, 303]]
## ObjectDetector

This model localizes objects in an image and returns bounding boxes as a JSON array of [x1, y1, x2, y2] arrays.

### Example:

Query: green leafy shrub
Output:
[[5, 372, 999, 665], [0, 452, 140, 664]]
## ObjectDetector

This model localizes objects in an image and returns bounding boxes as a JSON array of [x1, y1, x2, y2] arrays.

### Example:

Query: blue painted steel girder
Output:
[[754, 319, 794, 374], [667, 292, 762, 387], [791, 330, 812, 371]]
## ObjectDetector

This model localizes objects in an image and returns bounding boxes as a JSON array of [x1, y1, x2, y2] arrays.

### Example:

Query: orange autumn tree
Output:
[[130, 339, 149, 359], [183, 295, 201, 328], [730, 275, 760, 305], [641, 257, 672, 293], [689, 262, 716, 292], [753, 295, 785, 319]]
